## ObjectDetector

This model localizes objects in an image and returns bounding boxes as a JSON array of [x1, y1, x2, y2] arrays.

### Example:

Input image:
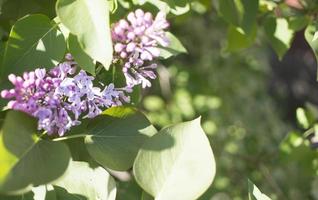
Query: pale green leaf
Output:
[[56, 0, 113, 69], [0, 111, 71, 194], [159, 32, 187, 59], [54, 161, 116, 200], [133, 118, 216, 200], [248, 179, 271, 200], [296, 107, 310, 129], [85, 106, 157, 171]]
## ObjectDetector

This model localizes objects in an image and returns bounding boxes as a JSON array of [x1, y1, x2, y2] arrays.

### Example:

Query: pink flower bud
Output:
[[8, 74, 17, 84], [114, 43, 125, 52], [126, 42, 136, 52], [127, 32, 135, 40], [1, 90, 10, 98], [120, 51, 127, 58], [135, 9, 144, 18]]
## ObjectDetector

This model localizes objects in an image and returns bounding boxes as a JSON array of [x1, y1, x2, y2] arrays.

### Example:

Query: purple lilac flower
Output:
[[112, 9, 169, 88], [1, 55, 129, 136]]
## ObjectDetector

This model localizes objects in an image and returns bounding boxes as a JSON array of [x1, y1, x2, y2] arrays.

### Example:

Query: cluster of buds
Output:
[[112, 9, 169, 88], [1, 55, 129, 136]]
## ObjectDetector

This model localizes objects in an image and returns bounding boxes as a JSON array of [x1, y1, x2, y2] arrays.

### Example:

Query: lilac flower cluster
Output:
[[112, 9, 169, 88], [1, 55, 129, 136]]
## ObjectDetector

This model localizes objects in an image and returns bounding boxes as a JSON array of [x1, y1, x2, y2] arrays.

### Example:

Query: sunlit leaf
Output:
[[56, 0, 113, 69], [134, 118, 216, 200], [248, 179, 271, 200], [159, 32, 187, 59], [54, 161, 116, 200], [264, 17, 294, 60]]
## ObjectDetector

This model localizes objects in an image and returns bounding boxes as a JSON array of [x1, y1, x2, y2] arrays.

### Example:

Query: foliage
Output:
[[0, 0, 317, 200]]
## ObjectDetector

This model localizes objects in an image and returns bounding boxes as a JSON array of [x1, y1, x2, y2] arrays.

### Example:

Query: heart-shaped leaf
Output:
[[133, 118, 216, 200]]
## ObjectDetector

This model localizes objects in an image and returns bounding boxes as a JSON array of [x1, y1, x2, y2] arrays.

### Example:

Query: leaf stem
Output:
[[52, 134, 87, 141]]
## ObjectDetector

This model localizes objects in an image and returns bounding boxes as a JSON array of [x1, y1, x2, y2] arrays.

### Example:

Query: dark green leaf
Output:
[[241, 0, 259, 35], [0, 111, 71, 194], [1, 14, 66, 80], [85, 106, 157, 171], [68, 34, 95, 75], [289, 16, 310, 31], [217, 0, 240, 26]]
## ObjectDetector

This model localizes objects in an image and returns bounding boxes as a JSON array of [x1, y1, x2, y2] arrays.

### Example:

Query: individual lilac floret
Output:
[[1, 55, 130, 136], [112, 9, 169, 88]]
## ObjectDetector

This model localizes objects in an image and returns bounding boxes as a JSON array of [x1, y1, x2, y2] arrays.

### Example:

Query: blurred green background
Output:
[[117, 5, 318, 200]]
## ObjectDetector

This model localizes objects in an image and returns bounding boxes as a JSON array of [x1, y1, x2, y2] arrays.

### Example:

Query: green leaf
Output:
[[68, 34, 95, 75], [0, 111, 71, 194], [133, 118, 216, 200], [159, 32, 187, 59], [264, 17, 294, 60], [53, 161, 116, 200], [288, 16, 309, 32], [225, 25, 257, 52], [134, 0, 190, 15], [305, 22, 318, 79], [1, 14, 66, 79], [240, 0, 259, 35], [56, 0, 113, 70], [217, 0, 240, 26], [296, 107, 310, 129], [248, 179, 271, 200], [141, 191, 154, 200], [85, 106, 157, 171], [0, 185, 57, 200], [108, 0, 118, 13]]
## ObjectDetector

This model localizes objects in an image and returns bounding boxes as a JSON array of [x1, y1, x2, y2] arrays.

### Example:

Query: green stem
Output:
[[52, 134, 86, 141]]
